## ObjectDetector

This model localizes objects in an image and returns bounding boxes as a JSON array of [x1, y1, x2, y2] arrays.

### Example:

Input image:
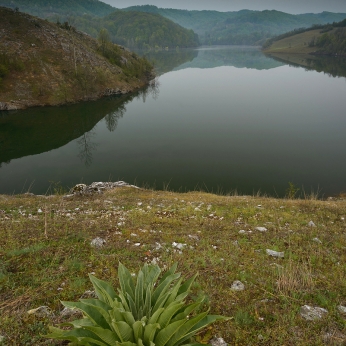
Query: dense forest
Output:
[[0, 0, 199, 49], [69, 11, 199, 49], [125, 5, 346, 45], [315, 22, 346, 55]]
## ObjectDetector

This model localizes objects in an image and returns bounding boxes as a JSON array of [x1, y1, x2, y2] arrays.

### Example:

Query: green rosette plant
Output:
[[46, 262, 229, 346]]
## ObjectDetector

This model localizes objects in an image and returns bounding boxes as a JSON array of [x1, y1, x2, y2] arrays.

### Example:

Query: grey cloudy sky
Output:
[[102, 0, 346, 14]]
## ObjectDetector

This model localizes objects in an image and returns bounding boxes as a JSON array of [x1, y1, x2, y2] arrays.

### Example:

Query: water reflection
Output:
[[138, 46, 285, 74], [0, 82, 160, 167], [266, 53, 346, 79]]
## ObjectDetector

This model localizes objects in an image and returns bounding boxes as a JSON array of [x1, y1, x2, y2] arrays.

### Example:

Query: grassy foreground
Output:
[[0, 187, 346, 345]]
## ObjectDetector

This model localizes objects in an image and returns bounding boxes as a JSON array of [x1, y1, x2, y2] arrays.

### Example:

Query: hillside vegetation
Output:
[[69, 11, 200, 49], [0, 0, 200, 50], [0, 187, 346, 344], [263, 19, 346, 55], [0, 7, 153, 110], [125, 6, 346, 46]]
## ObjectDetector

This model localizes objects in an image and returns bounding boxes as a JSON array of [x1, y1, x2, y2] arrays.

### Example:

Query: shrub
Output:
[[45, 262, 229, 345]]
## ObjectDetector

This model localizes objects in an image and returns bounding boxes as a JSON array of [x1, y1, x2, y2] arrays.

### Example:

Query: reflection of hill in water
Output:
[[266, 53, 346, 79], [138, 46, 285, 73], [175, 46, 285, 70], [0, 87, 155, 166], [138, 49, 198, 75]]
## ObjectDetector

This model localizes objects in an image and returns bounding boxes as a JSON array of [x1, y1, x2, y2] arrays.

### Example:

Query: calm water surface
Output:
[[1, 46, 345, 196]]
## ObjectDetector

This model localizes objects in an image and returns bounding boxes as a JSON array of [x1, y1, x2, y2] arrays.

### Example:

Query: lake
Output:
[[1, 46, 346, 197]]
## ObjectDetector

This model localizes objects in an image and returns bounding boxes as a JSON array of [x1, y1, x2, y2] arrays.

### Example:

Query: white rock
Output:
[[238, 230, 246, 234], [308, 221, 316, 227], [27, 306, 52, 317], [90, 237, 106, 248], [188, 234, 199, 241], [80, 290, 97, 299], [134, 243, 141, 247], [37, 209, 43, 213], [231, 280, 245, 291], [172, 242, 186, 250], [312, 237, 322, 244], [255, 227, 267, 232], [194, 207, 201, 212], [300, 305, 328, 320], [209, 337, 227, 346], [61, 307, 81, 317], [266, 249, 284, 258], [338, 305, 346, 314]]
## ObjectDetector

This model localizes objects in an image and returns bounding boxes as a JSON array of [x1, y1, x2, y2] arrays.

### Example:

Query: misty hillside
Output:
[[0, 0, 199, 49], [0, 0, 116, 17], [124, 5, 346, 45]]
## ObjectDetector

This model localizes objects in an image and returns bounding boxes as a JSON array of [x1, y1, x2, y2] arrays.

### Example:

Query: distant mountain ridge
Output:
[[124, 5, 346, 45], [0, 0, 199, 49], [0, 0, 116, 17]]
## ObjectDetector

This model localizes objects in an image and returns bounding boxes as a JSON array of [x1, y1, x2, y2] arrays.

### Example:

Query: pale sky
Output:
[[102, 0, 346, 14]]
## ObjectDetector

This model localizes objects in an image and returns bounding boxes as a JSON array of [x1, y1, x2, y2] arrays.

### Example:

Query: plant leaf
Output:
[[158, 302, 185, 329], [132, 321, 144, 343], [61, 301, 109, 329], [89, 274, 120, 306], [112, 321, 135, 343], [143, 323, 161, 345], [84, 326, 122, 345], [154, 318, 186, 346], [169, 314, 230, 346], [118, 262, 135, 300]]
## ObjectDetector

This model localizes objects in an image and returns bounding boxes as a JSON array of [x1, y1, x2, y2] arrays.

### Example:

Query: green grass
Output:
[[0, 188, 346, 344]]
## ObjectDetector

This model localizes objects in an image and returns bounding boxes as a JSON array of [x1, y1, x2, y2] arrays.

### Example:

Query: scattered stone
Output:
[[61, 307, 82, 318], [258, 334, 264, 340], [37, 208, 43, 213], [172, 242, 186, 250], [232, 240, 239, 247], [312, 237, 322, 244], [27, 306, 53, 318], [255, 227, 267, 232], [80, 290, 97, 299], [90, 237, 106, 248], [308, 221, 316, 227], [188, 234, 199, 241], [266, 249, 284, 258], [67, 181, 139, 196], [300, 305, 328, 320], [322, 330, 346, 344], [231, 280, 245, 291], [209, 337, 227, 346], [194, 207, 201, 212], [238, 230, 246, 234], [338, 305, 346, 314]]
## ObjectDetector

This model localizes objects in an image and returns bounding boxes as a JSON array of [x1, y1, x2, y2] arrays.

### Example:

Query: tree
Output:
[[98, 28, 110, 54]]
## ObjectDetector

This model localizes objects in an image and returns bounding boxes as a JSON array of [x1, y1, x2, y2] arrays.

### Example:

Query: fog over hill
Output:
[[104, 0, 346, 14]]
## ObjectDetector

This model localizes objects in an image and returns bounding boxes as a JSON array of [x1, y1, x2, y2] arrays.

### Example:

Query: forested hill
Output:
[[0, 0, 116, 17], [69, 11, 200, 49], [0, 0, 199, 49], [124, 5, 346, 45], [263, 18, 346, 56], [0, 7, 153, 110]]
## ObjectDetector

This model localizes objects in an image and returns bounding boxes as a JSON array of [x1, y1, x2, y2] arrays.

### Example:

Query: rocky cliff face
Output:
[[0, 7, 154, 110]]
